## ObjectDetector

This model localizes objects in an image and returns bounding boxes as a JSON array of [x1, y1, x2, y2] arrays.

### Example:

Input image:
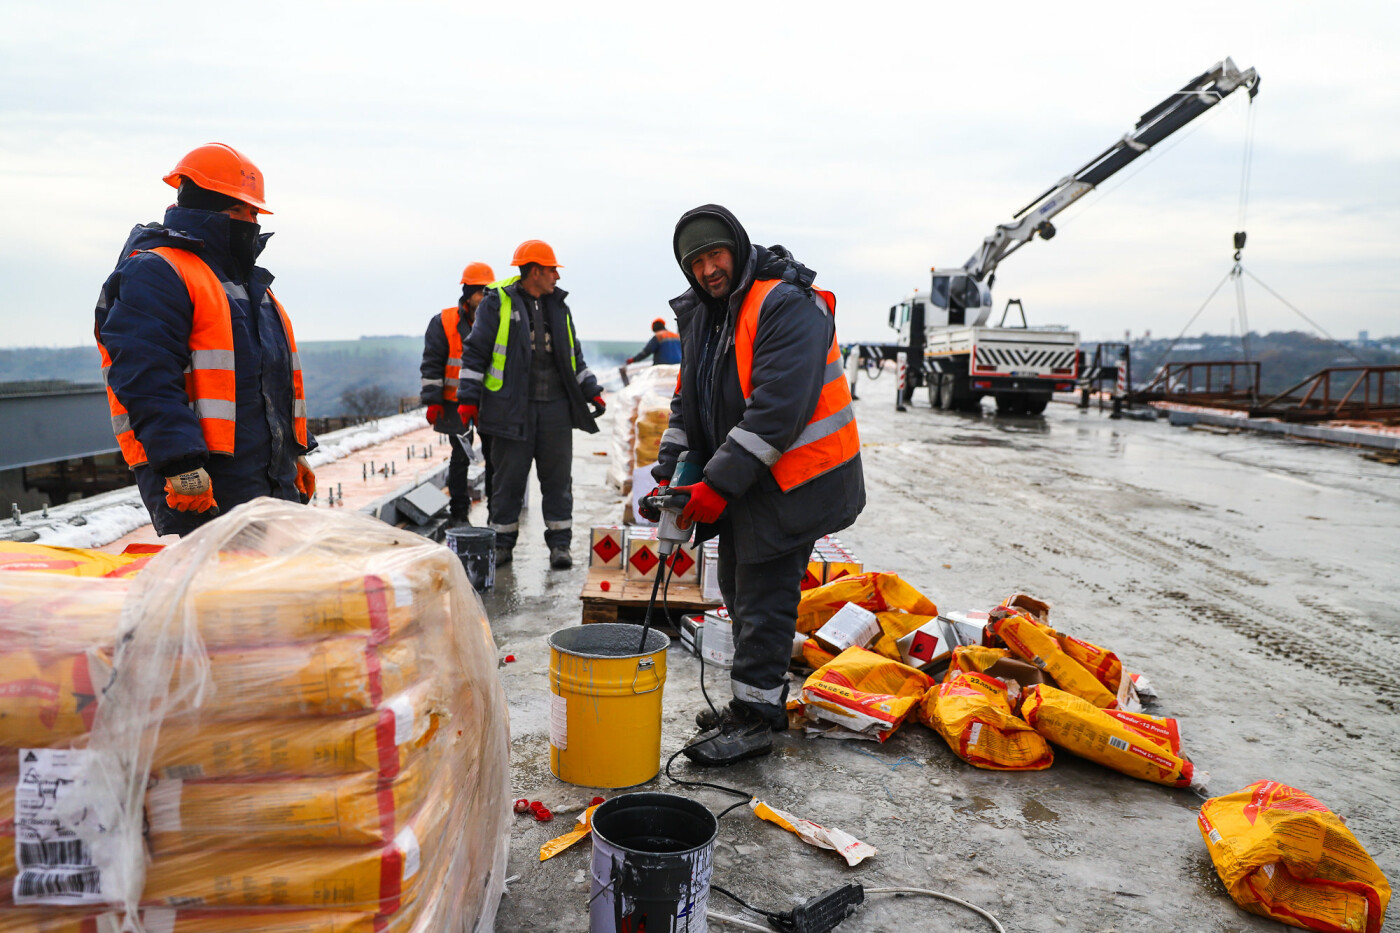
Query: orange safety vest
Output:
[[734, 280, 860, 491], [98, 246, 307, 469], [439, 306, 463, 403]]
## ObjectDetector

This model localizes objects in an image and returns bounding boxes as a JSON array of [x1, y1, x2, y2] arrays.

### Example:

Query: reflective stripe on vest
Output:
[[733, 280, 860, 492], [440, 306, 463, 402], [482, 277, 579, 393], [97, 247, 305, 468]]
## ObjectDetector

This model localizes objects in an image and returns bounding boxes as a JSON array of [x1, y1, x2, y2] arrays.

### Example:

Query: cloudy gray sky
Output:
[[2, 0, 1396, 348]]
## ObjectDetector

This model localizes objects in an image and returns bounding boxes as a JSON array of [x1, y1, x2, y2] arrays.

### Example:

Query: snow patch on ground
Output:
[[16, 411, 427, 548]]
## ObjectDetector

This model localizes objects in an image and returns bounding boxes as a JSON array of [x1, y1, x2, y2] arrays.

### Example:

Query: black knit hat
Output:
[[177, 180, 243, 213], [676, 215, 736, 269]]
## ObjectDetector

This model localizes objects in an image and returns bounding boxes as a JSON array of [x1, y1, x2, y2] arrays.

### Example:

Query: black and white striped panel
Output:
[[976, 347, 1077, 371]]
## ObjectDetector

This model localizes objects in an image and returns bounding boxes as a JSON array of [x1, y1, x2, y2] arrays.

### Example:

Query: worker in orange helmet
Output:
[[93, 143, 316, 536], [421, 260, 497, 522], [626, 317, 682, 366], [457, 240, 605, 569]]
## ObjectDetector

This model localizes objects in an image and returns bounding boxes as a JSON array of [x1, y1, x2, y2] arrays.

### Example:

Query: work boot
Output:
[[696, 699, 788, 733], [682, 704, 773, 767], [494, 546, 513, 566], [549, 547, 572, 570]]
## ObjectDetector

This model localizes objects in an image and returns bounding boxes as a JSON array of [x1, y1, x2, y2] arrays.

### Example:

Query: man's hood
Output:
[[672, 204, 816, 306], [117, 206, 272, 268]]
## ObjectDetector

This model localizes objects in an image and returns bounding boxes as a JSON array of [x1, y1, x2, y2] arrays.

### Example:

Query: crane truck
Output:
[[858, 57, 1260, 414]]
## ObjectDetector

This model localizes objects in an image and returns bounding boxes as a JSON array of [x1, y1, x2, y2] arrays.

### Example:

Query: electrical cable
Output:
[[706, 910, 771, 932], [711, 884, 782, 922], [865, 887, 1007, 932]]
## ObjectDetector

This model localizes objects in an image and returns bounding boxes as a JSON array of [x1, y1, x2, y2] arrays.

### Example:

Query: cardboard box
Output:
[[822, 559, 863, 584], [895, 609, 994, 670], [589, 525, 625, 569], [814, 602, 881, 652], [624, 528, 699, 584], [801, 558, 825, 590], [701, 608, 734, 669]]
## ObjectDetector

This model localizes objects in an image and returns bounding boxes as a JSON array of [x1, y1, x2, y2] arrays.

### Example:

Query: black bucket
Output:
[[589, 792, 716, 932], [444, 525, 496, 591]]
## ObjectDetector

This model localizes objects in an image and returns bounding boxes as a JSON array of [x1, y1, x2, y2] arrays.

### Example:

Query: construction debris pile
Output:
[[0, 500, 511, 932], [774, 572, 1390, 931]]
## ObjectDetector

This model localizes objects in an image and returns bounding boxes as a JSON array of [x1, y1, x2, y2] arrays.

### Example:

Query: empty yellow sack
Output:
[[1198, 780, 1390, 933], [918, 671, 1052, 771], [0, 543, 145, 579], [992, 612, 1117, 709], [800, 647, 932, 741], [796, 573, 937, 636], [1021, 685, 1200, 790]]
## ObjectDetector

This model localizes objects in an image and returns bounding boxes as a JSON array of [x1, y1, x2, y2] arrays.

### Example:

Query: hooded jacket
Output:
[[457, 281, 602, 441], [95, 206, 316, 536], [653, 205, 864, 562]]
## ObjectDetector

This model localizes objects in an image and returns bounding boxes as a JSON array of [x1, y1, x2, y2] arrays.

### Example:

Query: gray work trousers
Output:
[[486, 396, 573, 550], [716, 529, 817, 729]]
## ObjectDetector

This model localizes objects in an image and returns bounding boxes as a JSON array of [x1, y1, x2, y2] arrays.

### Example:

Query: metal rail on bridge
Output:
[[1131, 360, 1260, 409], [1252, 365, 1400, 423]]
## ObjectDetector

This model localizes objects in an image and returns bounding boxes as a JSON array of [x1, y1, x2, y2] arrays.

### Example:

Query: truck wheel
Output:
[[996, 395, 1026, 416], [939, 374, 958, 411], [927, 377, 942, 408], [1024, 396, 1049, 415]]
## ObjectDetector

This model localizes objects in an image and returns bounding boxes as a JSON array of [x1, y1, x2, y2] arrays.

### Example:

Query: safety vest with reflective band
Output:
[[482, 277, 579, 392], [98, 246, 307, 469], [733, 280, 859, 491], [438, 306, 463, 402]]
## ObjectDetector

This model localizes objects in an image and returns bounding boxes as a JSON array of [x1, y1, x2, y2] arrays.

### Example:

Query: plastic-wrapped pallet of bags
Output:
[[607, 363, 680, 491], [1198, 780, 1390, 933], [2, 498, 511, 933]]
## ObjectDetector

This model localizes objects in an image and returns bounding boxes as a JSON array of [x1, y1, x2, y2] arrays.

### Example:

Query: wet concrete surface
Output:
[[485, 393, 1400, 931]]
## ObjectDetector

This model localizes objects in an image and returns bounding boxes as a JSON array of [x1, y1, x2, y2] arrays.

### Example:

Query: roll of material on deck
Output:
[[547, 623, 669, 788]]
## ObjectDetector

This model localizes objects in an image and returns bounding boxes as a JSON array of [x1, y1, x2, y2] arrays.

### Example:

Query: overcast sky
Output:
[[2, 0, 1396, 349]]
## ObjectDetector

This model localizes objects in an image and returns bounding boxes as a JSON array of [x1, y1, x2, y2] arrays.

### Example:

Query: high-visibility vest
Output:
[[482, 277, 578, 393], [439, 306, 463, 402], [734, 280, 859, 491], [97, 246, 307, 469]]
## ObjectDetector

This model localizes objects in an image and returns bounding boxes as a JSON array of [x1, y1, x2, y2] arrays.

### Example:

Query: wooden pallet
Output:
[[579, 566, 719, 626]]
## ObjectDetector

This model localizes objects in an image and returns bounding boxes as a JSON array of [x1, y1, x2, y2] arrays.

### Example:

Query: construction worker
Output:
[[626, 318, 682, 365], [457, 240, 605, 569], [644, 205, 865, 765], [421, 261, 496, 521], [94, 143, 315, 536]]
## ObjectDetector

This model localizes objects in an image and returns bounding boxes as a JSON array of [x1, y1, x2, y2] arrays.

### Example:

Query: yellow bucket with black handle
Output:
[[548, 623, 670, 788]]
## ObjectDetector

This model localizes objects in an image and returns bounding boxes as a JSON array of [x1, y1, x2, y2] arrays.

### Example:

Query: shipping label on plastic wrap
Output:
[[13, 748, 110, 905]]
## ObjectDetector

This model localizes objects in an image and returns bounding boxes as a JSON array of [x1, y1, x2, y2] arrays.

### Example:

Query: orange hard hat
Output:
[[163, 143, 271, 214], [460, 262, 496, 286], [652, 318, 666, 328], [512, 239, 561, 268]]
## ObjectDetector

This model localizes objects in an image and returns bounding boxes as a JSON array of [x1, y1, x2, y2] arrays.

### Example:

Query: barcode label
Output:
[[1208, 829, 1222, 844], [18, 839, 92, 867], [1107, 736, 1130, 752], [15, 868, 102, 901], [162, 764, 204, 780]]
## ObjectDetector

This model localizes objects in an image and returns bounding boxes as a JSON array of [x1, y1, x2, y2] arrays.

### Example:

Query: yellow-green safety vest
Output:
[[483, 277, 579, 392]]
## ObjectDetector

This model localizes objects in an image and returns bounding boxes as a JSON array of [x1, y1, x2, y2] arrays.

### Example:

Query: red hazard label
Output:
[[668, 549, 695, 576], [909, 629, 941, 662], [592, 535, 622, 562], [629, 547, 659, 576], [801, 568, 822, 590]]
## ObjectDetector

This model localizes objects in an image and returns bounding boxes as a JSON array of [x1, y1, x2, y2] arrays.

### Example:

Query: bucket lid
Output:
[[549, 622, 670, 658]]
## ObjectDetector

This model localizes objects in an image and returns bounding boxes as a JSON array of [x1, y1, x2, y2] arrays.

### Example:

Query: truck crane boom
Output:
[[964, 57, 1260, 290]]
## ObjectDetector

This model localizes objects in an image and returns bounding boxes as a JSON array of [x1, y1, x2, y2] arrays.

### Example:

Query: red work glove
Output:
[[426, 404, 442, 425], [637, 482, 667, 523], [589, 395, 607, 417], [295, 455, 316, 502], [163, 468, 217, 513], [625, 357, 634, 364], [674, 481, 727, 528], [458, 404, 478, 426]]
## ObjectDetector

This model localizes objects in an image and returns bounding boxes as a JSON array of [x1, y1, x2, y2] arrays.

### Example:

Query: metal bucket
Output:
[[444, 525, 495, 591], [589, 792, 716, 933], [548, 623, 669, 788]]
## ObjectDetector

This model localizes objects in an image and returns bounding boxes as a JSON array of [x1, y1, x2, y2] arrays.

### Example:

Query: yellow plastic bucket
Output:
[[548, 623, 670, 788]]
